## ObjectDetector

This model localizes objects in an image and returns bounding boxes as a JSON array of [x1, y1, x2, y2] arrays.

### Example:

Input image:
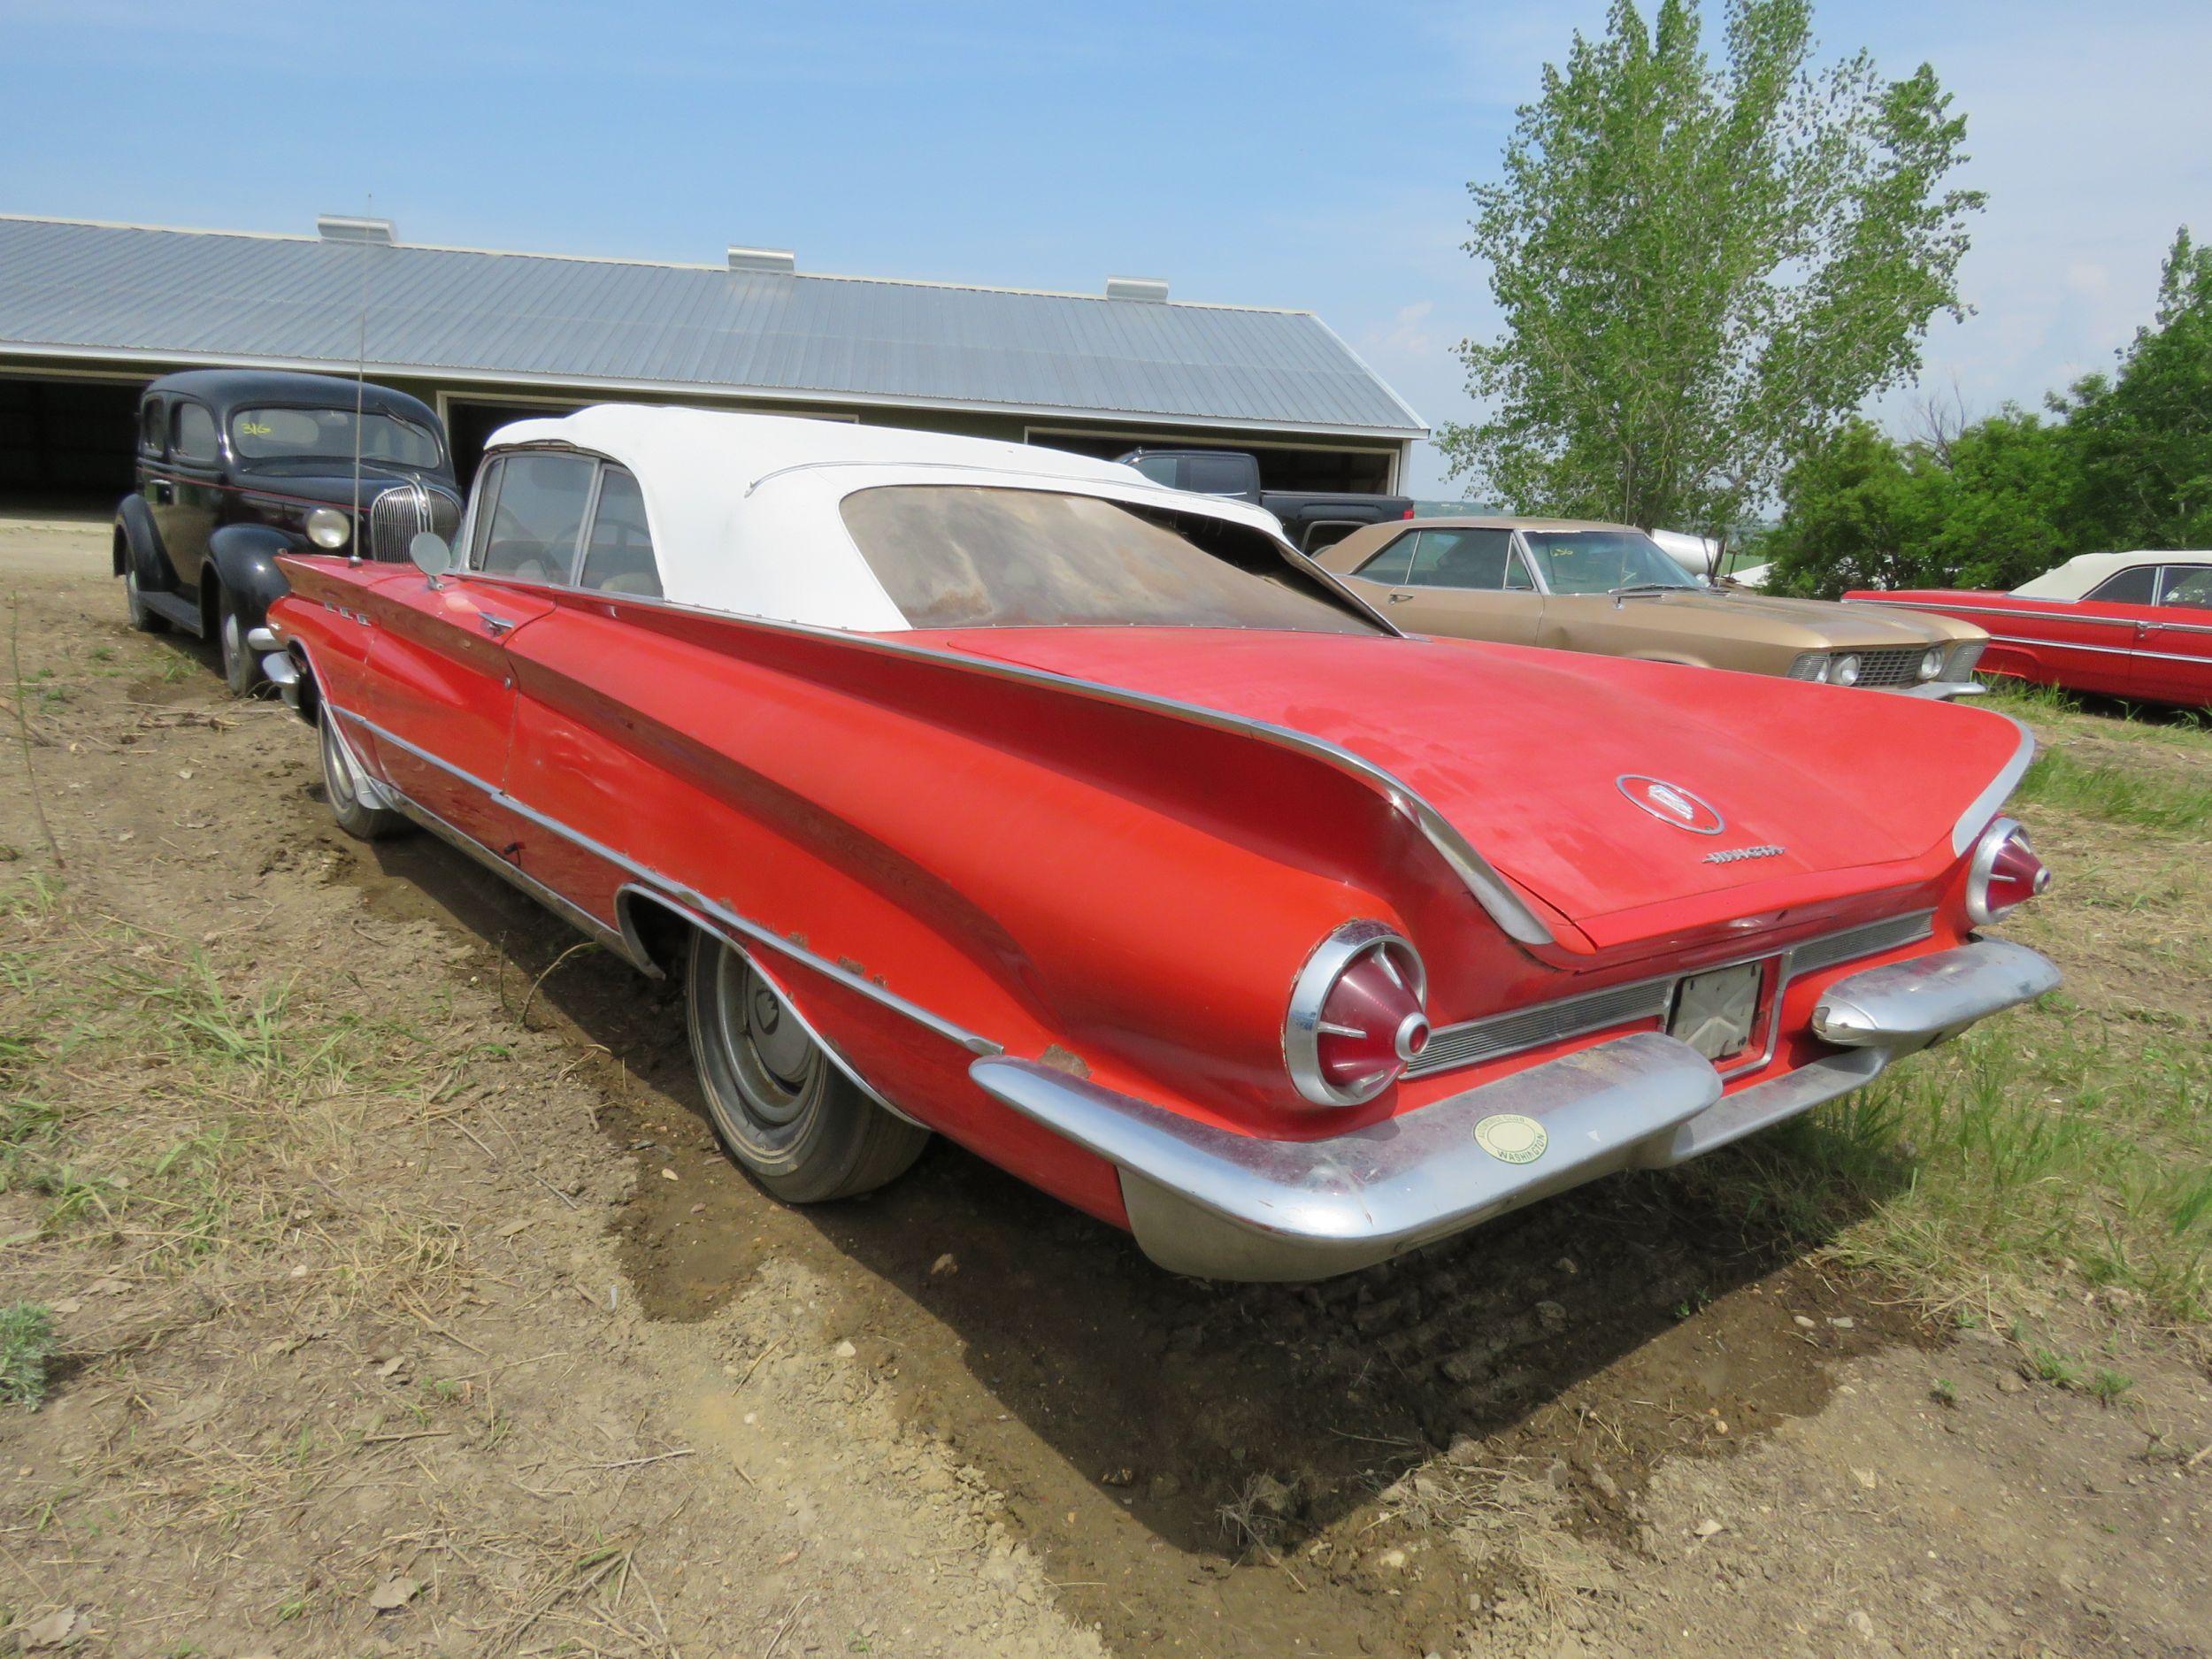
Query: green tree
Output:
[[1441, 0, 1982, 547], [2056, 229, 2212, 549], [1763, 414, 2074, 596], [1766, 227, 2210, 596]]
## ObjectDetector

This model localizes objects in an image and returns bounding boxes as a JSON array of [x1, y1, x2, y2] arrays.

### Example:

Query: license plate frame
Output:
[[1667, 961, 1763, 1061]]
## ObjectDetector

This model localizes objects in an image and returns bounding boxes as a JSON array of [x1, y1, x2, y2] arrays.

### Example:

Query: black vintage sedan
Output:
[[114, 369, 461, 693]]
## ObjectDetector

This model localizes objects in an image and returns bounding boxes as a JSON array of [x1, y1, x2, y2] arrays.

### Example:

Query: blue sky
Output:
[[3, 0, 2207, 492]]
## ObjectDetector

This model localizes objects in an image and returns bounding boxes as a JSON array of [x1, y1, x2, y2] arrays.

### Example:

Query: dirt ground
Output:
[[1, 515, 2208, 1657]]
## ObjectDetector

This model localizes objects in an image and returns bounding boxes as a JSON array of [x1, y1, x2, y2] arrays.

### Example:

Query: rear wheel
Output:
[[319, 715, 409, 841], [685, 931, 928, 1202], [124, 563, 168, 634], [216, 587, 253, 697]]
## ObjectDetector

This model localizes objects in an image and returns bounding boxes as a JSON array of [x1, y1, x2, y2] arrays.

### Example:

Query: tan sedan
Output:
[[1315, 516, 1987, 696]]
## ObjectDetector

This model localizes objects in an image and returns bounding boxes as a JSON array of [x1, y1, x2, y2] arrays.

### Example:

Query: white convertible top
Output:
[[482, 404, 1292, 631], [2012, 549, 2212, 601]]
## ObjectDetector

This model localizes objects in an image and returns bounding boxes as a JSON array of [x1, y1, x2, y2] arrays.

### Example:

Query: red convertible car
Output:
[[260, 409, 2058, 1281], [1847, 550, 2212, 704]]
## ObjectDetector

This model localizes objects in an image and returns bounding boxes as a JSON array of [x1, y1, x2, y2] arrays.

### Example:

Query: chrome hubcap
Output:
[[324, 723, 357, 808], [712, 952, 812, 1125], [222, 612, 242, 672]]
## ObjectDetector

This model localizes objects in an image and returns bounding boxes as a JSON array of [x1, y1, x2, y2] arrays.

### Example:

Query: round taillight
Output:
[[1285, 922, 1428, 1108], [1967, 817, 2051, 926]]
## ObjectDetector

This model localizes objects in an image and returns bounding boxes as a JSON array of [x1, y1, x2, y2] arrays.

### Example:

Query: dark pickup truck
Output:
[[1116, 449, 1413, 553]]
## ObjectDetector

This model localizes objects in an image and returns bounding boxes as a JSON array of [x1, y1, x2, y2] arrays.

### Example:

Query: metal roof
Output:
[[0, 215, 1425, 439]]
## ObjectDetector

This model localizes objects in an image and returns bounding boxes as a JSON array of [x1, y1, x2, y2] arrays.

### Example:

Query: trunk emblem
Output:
[[1617, 775, 1725, 834]]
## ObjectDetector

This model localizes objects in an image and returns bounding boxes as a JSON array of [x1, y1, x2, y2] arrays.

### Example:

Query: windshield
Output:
[[230, 406, 442, 470], [1520, 529, 1698, 595], [839, 486, 1379, 634]]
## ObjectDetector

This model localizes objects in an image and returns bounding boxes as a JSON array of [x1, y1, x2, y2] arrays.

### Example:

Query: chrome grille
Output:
[[366, 480, 463, 565], [1850, 647, 1924, 689], [1789, 910, 1932, 974], [1407, 910, 1935, 1080]]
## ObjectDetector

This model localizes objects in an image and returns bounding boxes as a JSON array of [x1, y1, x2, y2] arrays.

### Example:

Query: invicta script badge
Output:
[[1474, 1113, 1548, 1165], [1702, 844, 1786, 864]]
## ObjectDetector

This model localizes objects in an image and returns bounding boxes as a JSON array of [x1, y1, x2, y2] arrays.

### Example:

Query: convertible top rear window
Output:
[[840, 486, 1377, 634]]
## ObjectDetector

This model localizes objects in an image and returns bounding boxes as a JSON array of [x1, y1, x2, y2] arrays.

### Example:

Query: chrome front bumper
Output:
[[972, 937, 2059, 1281], [1887, 680, 1986, 701]]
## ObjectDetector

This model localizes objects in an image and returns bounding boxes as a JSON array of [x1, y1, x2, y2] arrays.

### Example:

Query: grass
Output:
[[2015, 747, 2212, 833], [0, 1302, 59, 1406], [1693, 1012, 2212, 1327]]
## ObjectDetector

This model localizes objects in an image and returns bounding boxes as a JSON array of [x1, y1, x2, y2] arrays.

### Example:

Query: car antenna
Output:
[[348, 194, 372, 567]]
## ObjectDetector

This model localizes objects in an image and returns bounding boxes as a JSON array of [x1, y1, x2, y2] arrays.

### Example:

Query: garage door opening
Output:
[[1031, 431, 1397, 495], [445, 398, 581, 488], [0, 374, 146, 516]]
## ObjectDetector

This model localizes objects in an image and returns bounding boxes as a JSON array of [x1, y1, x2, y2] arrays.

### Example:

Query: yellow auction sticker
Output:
[[1473, 1113, 1548, 1164]]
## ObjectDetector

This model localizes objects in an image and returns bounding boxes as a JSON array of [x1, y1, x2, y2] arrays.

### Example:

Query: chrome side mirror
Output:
[[410, 532, 453, 587]]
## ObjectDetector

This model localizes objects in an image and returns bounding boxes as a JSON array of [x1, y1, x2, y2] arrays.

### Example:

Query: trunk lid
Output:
[[935, 627, 2021, 945]]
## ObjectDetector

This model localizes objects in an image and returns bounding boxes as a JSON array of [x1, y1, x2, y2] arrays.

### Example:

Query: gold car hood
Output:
[[1580, 588, 1974, 649]]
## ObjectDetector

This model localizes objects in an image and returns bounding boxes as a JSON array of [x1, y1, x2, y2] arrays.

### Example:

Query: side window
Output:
[[171, 402, 220, 466], [1354, 531, 1420, 586], [1182, 453, 1256, 495], [578, 465, 663, 597], [1402, 527, 1518, 590], [479, 452, 595, 581], [2086, 565, 2157, 605], [138, 399, 166, 459], [2159, 566, 2212, 611], [1130, 455, 1179, 488], [465, 457, 505, 571]]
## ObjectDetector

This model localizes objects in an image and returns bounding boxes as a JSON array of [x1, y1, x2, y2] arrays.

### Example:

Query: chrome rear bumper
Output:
[[972, 937, 2057, 1281]]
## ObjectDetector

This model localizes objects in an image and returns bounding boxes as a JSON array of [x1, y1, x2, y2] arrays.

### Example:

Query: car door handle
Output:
[[1386, 592, 1416, 603], [480, 612, 518, 637]]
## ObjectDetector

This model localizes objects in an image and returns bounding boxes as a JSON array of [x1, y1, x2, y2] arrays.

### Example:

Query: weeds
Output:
[[2016, 747, 2212, 833], [0, 1302, 59, 1406], [1680, 998, 2212, 1328]]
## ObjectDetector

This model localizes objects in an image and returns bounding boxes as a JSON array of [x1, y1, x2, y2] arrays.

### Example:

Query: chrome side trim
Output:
[[1848, 597, 2134, 628], [1405, 910, 1935, 1080], [1985, 633, 2212, 664], [325, 702, 1002, 1057], [1950, 716, 2036, 856], [377, 782, 643, 969], [972, 1032, 1723, 1281], [1855, 595, 2212, 643], [457, 575, 1553, 947], [1811, 937, 2060, 1048]]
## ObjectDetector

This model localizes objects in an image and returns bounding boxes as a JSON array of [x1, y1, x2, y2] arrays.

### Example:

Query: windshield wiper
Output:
[[1607, 581, 1686, 604]]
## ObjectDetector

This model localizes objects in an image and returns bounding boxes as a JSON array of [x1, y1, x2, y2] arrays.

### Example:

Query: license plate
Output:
[[1668, 962, 1762, 1060]]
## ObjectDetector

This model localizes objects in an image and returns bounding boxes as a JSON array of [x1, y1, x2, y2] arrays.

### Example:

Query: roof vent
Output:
[[1105, 275, 1169, 303], [317, 214, 395, 244], [728, 245, 796, 275]]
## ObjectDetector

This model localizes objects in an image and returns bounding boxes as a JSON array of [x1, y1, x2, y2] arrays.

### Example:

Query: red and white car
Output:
[[259, 409, 2058, 1281], [1848, 551, 2212, 705]]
